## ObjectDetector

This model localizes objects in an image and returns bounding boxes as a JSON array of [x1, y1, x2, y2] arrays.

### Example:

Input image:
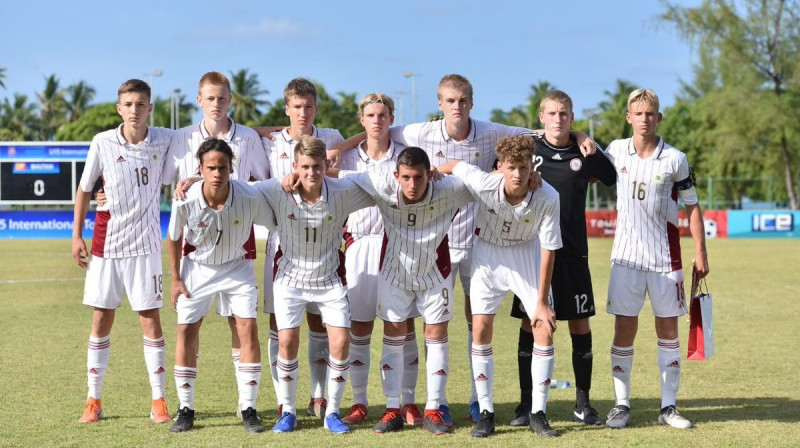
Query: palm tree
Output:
[[523, 81, 557, 129], [0, 67, 6, 90], [228, 69, 270, 125], [0, 94, 39, 140], [37, 74, 66, 140], [64, 81, 95, 122], [596, 79, 639, 144]]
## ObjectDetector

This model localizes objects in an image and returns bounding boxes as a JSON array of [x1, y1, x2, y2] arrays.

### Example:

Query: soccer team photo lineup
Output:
[[61, 71, 710, 437]]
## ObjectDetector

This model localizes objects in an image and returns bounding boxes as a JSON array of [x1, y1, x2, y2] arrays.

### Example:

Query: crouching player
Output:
[[440, 135, 563, 437], [167, 138, 275, 433]]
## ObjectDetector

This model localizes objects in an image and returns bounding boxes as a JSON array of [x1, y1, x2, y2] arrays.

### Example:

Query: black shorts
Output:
[[510, 259, 596, 321]]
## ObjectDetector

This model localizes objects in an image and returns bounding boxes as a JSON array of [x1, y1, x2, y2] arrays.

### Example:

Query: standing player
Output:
[[333, 147, 473, 435], [604, 89, 709, 429], [72, 79, 172, 424], [260, 78, 346, 418], [336, 93, 424, 426], [254, 136, 374, 434], [167, 139, 274, 433], [331, 74, 593, 423], [439, 135, 562, 438], [163, 71, 269, 417], [508, 90, 617, 427]]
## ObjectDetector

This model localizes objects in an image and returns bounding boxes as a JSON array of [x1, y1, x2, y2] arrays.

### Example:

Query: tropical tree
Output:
[[64, 81, 95, 123], [229, 69, 270, 125], [56, 102, 121, 141], [151, 93, 198, 129], [489, 81, 556, 129], [0, 67, 6, 90], [661, 0, 800, 209], [0, 94, 39, 140], [593, 79, 639, 148], [37, 74, 66, 140]]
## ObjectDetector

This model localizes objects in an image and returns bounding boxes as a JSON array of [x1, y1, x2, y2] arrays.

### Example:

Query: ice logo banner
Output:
[[752, 213, 793, 232]]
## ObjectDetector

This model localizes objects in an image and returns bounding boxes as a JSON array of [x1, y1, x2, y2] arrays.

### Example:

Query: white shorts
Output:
[[345, 236, 381, 323], [470, 238, 549, 318], [377, 275, 454, 325], [606, 263, 687, 318], [273, 284, 350, 331], [83, 253, 164, 311], [450, 247, 473, 295], [263, 233, 320, 316], [176, 258, 259, 325]]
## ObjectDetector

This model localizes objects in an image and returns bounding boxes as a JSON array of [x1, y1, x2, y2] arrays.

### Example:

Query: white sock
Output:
[[402, 332, 419, 406], [174, 366, 197, 410], [143, 336, 166, 400], [87, 336, 110, 400], [424, 335, 449, 411], [276, 357, 298, 415], [611, 345, 634, 408], [268, 330, 279, 396], [467, 322, 477, 403], [326, 356, 349, 417], [531, 344, 554, 413], [380, 335, 405, 409], [308, 331, 329, 399], [231, 351, 242, 408], [348, 332, 371, 406], [471, 344, 494, 412], [657, 338, 681, 409], [238, 362, 261, 411]]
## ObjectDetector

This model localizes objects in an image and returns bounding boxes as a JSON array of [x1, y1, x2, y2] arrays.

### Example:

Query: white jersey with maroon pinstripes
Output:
[[253, 177, 373, 289], [168, 180, 275, 265], [79, 125, 171, 258], [338, 140, 403, 243], [163, 118, 269, 183], [389, 119, 530, 250], [344, 171, 474, 291], [452, 162, 562, 250], [263, 126, 344, 180], [606, 137, 693, 272]]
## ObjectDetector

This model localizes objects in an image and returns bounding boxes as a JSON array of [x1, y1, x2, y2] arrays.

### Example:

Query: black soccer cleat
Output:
[[470, 410, 495, 438], [169, 407, 195, 433], [573, 404, 603, 425], [509, 402, 530, 427], [529, 410, 559, 437], [241, 407, 266, 433]]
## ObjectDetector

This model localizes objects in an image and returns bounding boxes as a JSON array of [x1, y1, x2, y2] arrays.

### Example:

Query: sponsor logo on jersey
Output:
[[287, 213, 297, 220], [432, 369, 447, 376], [156, 294, 162, 301], [488, 209, 497, 215], [435, 151, 445, 158], [197, 221, 207, 228], [570, 158, 583, 171], [620, 166, 627, 173], [552, 153, 563, 160], [475, 373, 488, 381], [116, 156, 126, 163], [381, 364, 393, 371], [280, 152, 289, 159]]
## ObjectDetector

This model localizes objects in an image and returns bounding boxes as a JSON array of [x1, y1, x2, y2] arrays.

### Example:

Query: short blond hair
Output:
[[495, 135, 535, 165], [198, 71, 231, 95], [359, 93, 395, 116], [627, 88, 660, 112], [540, 90, 573, 113], [294, 135, 327, 162], [437, 74, 473, 101]]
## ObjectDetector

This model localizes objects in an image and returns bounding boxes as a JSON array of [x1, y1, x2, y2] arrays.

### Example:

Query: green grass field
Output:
[[0, 238, 798, 447]]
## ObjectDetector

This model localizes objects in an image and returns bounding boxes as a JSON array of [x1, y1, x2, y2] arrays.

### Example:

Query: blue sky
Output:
[[3, 0, 701, 126]]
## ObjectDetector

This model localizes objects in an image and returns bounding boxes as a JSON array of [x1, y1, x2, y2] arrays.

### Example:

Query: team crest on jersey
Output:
[[570, 158, 582, 171], [653, 173, 665, 183], [471, 150, 481, 160], [522, 216, 533, 224], [324, 213, 336, 223], [427, 204, 437, 212], [149, 152, 160, 162], [231, 217, 242, 227]]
